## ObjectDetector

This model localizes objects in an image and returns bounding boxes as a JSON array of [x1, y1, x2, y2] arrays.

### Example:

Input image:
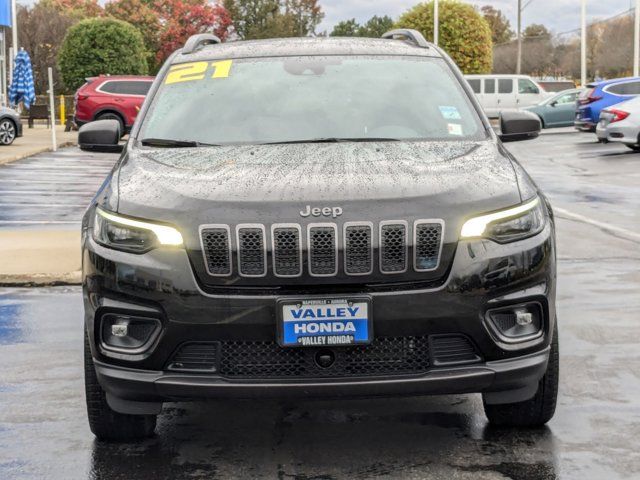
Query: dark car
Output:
[[74, 75, 154, 135], [575, 77, 640, 132], [0, 106, 23, 145], [79, 30, 558, 441]]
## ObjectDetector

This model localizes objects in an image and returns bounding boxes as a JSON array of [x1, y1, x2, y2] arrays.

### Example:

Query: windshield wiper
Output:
[[262, 137, 401, 145], [140, 138, 221, 148]]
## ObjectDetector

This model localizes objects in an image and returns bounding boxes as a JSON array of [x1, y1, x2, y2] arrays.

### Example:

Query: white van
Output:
[[465, 74, 550, 118]]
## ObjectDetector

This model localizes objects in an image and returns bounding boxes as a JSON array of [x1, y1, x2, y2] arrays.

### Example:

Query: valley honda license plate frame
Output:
[[277, 297, 372, 348]]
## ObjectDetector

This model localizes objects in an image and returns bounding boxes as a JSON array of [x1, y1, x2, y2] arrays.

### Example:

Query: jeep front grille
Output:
[[380, 221, 408, 273], [414, 221, 444, 271], [272, 225, 302, 277], [201, 226, 231, 276], [199, 219, 444, 279], [237, 225, 266, 277], [308, 225, 338, 276], [344, 223, 373, 275]]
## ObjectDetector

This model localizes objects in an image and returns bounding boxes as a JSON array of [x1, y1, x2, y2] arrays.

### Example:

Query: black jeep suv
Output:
[[80, 30, 558, 440]]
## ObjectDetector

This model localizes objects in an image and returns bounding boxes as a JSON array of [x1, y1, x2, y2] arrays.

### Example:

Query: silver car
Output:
[[596, 96, 640, 150]]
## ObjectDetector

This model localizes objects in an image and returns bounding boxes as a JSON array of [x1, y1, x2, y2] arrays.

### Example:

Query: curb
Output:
[[0, 141, 76, 166], [540, 129, 578, 136], [0, 271, 82, 287]]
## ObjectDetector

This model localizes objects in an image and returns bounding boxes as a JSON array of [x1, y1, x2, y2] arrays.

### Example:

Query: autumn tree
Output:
[[481, 5, 512, 45], [283, 0, 323, 37], [17, 3, 76, 93], [224, 0, 323, 39], [330, 18, 359, 37], [105, 0, 161, 71], [41, 0, 103, 18], [523, 24, 550, 39], [396, 1, 493, 74], [58, 18, 148, 90], [155, 0, 232, 64], [358, 15, 393, 38], [330, 16, 393, 38]]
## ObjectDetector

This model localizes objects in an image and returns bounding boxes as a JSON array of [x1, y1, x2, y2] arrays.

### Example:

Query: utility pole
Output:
[[581, 0, 587, 86], [634, 0, 639, 77], [516, 0, 522, 74], [10, 0, 16, 54], [434, 0, 439, 46]]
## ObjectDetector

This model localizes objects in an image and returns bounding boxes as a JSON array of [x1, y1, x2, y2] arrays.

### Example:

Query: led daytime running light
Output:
[[96, 207, 183, 246], [460, 197, 540, 239]]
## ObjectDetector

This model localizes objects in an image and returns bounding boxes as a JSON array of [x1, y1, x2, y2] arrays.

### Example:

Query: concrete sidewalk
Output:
[[0, 229, 81, 286], [0, 124, 77, 166]]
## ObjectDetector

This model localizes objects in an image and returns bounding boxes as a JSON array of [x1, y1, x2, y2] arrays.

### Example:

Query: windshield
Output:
[[139, 55, 485, 146]]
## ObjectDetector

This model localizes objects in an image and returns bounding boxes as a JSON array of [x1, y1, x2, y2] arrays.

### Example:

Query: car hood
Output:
[[115, 140, 523, 232]]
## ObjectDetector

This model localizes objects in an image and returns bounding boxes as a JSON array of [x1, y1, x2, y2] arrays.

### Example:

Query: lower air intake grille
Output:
[[345, 224, 373, 275], [430, 335, 480, 366], [166, 343, 219, 373], [201, 227, 231, 276], [167, 336, 433, 379], [237, 226, 266, 276], [220, 336, 430, 378], [380, 223, 407, 273], [414, 222, 443, 271], [309, 226, 337, 276]]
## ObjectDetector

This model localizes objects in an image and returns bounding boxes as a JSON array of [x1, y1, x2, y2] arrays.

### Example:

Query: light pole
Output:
[[634, 0, 639, 77], [581, 0, 587, 86], [516, 0, 522, 74], [434, 0, 439, 46], [10, 0, 16, 54]]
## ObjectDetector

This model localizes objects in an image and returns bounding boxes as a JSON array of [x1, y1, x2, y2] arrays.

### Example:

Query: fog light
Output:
[[111, 323, 129, 337], [515, 309, 533, 326], [486, 303, 543, 343], [100, 313, 161, 353]]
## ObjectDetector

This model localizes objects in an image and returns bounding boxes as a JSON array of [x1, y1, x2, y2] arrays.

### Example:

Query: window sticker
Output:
[[448, 123, 463, 136], [439, 105, 462, 120], [165, 60, 233, 85]]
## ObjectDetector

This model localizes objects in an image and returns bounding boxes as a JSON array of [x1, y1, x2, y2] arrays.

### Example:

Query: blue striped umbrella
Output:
[[9, 49, 36, 109]]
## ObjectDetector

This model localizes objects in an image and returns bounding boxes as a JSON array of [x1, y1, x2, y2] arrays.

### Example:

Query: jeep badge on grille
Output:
[[300, 205, 343, 218]]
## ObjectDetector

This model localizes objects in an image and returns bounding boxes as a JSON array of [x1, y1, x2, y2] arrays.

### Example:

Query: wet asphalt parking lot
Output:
[[1, 131, 639, 479]]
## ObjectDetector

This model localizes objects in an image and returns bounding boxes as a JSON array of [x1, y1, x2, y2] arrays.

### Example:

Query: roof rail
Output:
[[182, 34, 221, 55], [381, 29, 429, 48]]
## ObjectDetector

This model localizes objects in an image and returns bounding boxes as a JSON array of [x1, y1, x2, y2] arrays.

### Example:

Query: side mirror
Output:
[[78, 120, 123, 153], [499, 111, 541, 142], [549, 100, 558, 107]]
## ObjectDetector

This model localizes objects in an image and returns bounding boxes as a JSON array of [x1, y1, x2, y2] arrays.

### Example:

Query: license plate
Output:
[[278, 298, 372, 347]]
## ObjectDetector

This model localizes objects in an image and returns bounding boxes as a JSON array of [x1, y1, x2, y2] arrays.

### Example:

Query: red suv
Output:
[[74, 75, 154, 135]]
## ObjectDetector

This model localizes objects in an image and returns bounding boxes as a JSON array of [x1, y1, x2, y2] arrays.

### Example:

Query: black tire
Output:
[[625, 144, 640, 151], [483, 320, 559, 427], [95, 112, 125, 138], [84, 331, 157, 441], [0, 118, 16, 145]]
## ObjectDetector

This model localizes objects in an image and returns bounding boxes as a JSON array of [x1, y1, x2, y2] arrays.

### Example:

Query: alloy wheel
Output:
[[0, 119, 16, 145]]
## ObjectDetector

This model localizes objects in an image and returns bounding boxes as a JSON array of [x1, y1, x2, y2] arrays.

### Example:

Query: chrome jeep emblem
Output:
[[300, 205, 343, 218]]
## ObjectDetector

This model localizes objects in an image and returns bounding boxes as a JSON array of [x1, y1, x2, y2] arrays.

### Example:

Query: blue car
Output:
[[575, 77, 640, 132]]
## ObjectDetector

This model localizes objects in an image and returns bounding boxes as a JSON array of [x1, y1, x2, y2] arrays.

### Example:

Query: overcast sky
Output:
[[317, 0, 636, 37]]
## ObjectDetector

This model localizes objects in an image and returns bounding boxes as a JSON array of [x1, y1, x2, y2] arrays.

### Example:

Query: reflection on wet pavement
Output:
[[1, 133, 640, 479]]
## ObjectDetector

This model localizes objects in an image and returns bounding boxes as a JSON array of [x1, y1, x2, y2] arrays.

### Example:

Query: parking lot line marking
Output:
[[0, 203, 88, 207], [554, 206, 640, 242], [0, 220, 80, 224], [0, 190, 97, 195]]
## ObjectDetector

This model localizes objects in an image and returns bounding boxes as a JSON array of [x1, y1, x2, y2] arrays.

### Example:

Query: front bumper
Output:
[[83, 218, 557, 409], [95, 347, 549, 413]]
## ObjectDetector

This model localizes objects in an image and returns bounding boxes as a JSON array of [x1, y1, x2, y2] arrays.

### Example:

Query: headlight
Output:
[[460, 197, 546, 243], [93, 207, 183, 253]]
